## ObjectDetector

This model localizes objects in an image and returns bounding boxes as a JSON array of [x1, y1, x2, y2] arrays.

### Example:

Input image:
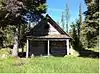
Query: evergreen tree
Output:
[[77, 3, 82, 37], [0, 29, 3, 48], [71, 21, 83, 50], [61, 12, 65, 31], [0, 0, 47, 56], [70, 23, 77, 48], [80, 22, 88, 48], [84, 0, 99, 48], [70, 4, 83, 50], [65, 4, 70, 32]]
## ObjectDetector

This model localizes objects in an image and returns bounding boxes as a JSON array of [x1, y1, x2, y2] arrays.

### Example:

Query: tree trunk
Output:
[[0, 37, 3, 48], [12, 26, 19, 57], [22, 46, 24, 56]]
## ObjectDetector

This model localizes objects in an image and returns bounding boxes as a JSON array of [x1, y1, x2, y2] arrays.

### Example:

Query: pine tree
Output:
[[70, 22, 79, 50], [0, 0, 47, 56], [80, 22, 88, 48], [61, 12, 65, 31], [65, 4, 70, 32], [70, 4, 83, 50], [70, 21, 83, 50], [77, 3, 82, 37], [84, 0, 99, 48]]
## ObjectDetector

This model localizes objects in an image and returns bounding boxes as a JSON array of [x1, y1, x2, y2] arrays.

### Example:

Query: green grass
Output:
[[88, 47, 99, 52], [0, 56, 99, 73], [0, 48, 99, 73]]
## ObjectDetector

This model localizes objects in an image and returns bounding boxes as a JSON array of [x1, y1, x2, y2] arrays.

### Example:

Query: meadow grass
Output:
[[0, 55, 99, 73]]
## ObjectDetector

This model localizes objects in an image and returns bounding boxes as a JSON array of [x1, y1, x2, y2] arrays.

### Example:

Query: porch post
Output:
[[26, 39, 29, 58], [66, 39, 70, 55], [47, 40, 50, 56]]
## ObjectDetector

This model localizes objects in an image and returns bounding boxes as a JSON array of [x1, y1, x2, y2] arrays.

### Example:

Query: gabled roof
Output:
[[27, 14, 72, 39], [46, 14, 72, 39]]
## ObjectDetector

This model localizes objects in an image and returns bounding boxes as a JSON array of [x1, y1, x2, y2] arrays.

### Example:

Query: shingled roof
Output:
[[27, 14, 72, 39]]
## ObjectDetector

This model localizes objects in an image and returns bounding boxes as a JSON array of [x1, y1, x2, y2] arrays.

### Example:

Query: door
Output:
[[50, 41, 67, 56], [29, 41, 47, 56]]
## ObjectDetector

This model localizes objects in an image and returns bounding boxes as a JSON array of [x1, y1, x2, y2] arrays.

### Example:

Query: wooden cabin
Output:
[[26, 14, 71, 57]]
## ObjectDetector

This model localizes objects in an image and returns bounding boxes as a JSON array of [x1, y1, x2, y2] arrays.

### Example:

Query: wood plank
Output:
[[28, 38, 68, 41], [47, 40, 50, 56], [26, 39, 29, 58], [66, 39, 70, 55]]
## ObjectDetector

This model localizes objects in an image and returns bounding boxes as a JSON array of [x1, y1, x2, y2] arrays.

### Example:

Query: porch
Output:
[[26, 38, 70, 58]]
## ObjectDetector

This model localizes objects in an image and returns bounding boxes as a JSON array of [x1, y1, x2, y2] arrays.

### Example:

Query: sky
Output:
[[47, 0, 87, 26]]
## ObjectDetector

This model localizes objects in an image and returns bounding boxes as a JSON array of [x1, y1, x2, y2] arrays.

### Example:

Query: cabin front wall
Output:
[[29, 40, 67, 57], [50, 41, 67, 56], [29, 41, 47, 56]]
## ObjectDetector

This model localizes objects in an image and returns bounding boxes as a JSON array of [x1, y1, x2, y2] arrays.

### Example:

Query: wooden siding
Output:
[[26, 14, 71, 57], [50, 41, 67, 56], [29, 21, 61, 36], [29, 41, 47, 56], [29, 40, 67, 56], [48, 22, 60, 35]]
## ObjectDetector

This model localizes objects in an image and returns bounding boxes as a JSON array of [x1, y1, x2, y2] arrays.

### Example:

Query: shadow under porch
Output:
[[26, 39, 70, 57]]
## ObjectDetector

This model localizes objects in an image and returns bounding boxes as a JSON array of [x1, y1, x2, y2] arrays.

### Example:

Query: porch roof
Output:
[[27, 34, 70, 39]]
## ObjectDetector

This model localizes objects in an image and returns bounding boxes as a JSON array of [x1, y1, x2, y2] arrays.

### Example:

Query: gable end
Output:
[[46, 14, 71, 39]]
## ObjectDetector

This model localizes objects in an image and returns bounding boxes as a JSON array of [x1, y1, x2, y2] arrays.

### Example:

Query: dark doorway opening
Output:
[[29, 41, 48, 56], [50, 41, 67, 56]]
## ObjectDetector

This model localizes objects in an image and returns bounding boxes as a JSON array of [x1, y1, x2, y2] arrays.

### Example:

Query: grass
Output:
[[0, 48, 99, 73], [0, 55, 99, 73], [88, 47, 99, 52]]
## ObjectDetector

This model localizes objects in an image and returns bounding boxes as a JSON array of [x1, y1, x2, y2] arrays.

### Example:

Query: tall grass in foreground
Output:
[[0, 56, 99, 73]]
